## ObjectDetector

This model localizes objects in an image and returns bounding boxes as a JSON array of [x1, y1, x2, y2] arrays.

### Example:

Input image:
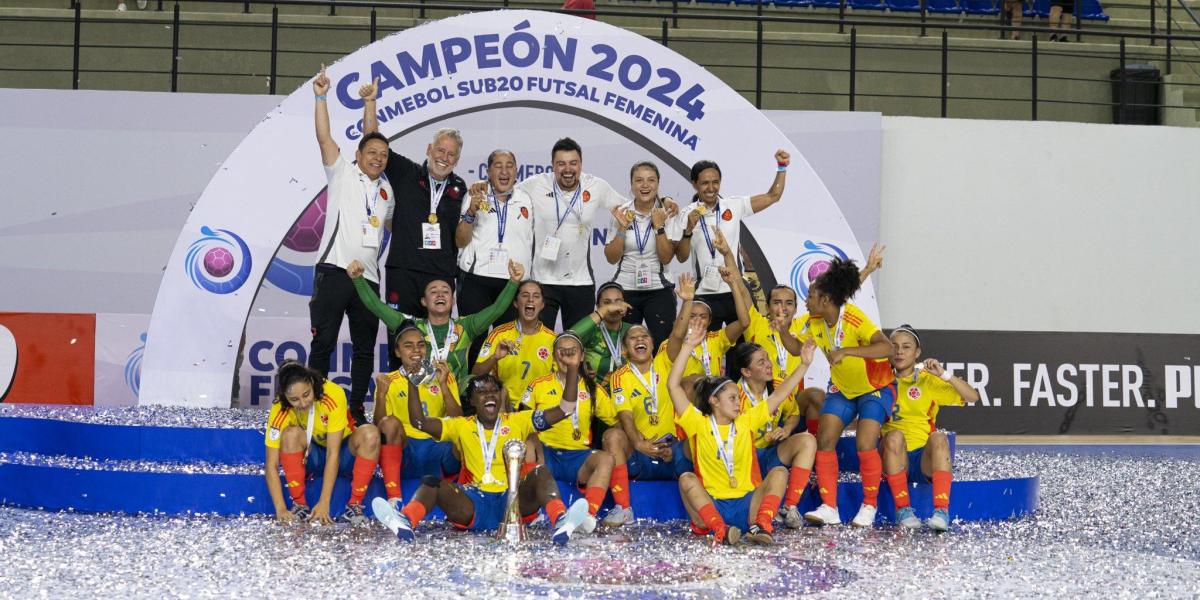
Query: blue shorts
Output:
[[906, 447, 930, 484], [628, 441, 691, 480], [714, 492, 754, 532], [305, 442, 355, 479], [454, 486, 508, 532], [756, 445, 784, 474], [545, 447, 594, 485], [820, 383, 896, 426], [402, 437, 461, 479]]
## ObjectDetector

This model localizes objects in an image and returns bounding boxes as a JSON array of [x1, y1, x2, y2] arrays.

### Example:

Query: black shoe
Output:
[[1049, 34, 1058, 42], [349, 404, 368, 427]]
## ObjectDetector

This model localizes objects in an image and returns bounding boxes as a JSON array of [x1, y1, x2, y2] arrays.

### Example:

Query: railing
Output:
[[13, 0, 1200, 122]]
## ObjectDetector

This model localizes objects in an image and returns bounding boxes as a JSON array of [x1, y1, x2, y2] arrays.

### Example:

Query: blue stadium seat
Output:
[[849, 0, 887, 9], [927, 0, 963, 13], [694, 0, 733, 5], [1023, 0, 1049, 17], [887, 0, 921, 11], [1079, 0, 1109, 20], [962, 0, 999, 14], [811, 0, 843, 8], [733, 0, 770, 5], [774, 0, 813, 6]]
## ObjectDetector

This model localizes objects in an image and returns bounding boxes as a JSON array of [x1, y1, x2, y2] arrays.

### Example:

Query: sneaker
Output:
[[779, 505, 803, 530], [744, 524, 774, 545], [387, 497, 404, 513], [850, 503, 877, 528], [601, 506, 634, 528], [552, 498, 592, 545], [803, 504, 841, 526], [338, 503, 370, 527], [926, 509, 950, 532], [371, 497, 414, 542], [137, 0, 148, 7], [116, 3, 127, 10], [290, 503, 311, 522], [718, 525, 742, 546], [896, 506, 921, 529]]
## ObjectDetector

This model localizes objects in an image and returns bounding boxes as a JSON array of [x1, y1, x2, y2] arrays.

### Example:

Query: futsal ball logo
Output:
[[265, 190, 389, 296], [185, 226, 252, 294], [789, 240, 849, 300], [124, 332, 146, 396]]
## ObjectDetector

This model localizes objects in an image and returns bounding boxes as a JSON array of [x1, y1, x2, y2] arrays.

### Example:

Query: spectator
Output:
[[1049, 0, 1074, 41], [1003, 0, 1024, 40], [563, 0, 596, 20], [117, 0, 148, 10]]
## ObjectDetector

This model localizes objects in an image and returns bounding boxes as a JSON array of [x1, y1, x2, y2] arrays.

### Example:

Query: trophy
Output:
[[496, 439, 526, 544], [404, 358, 437, 386]]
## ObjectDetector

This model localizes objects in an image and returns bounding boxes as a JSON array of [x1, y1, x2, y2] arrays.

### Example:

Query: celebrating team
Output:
[[259, 67, 980, 543]]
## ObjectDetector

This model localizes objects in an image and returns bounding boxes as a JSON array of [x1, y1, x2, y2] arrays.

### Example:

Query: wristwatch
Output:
[[656, 227, 666, 236]]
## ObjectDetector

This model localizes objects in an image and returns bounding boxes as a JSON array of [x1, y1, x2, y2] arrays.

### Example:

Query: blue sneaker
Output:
[[552, 498, 592, 546], [926, 509, 950, 532], [896, 506, 921, 529], [371, 497, 415, 542]]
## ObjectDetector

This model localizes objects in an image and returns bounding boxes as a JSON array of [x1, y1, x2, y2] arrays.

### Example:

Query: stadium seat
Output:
[[774, 0, 813, 6], [927, 0, 963, 13], [694, 0, 733, 5], [811, 0, 843, 8], [1079, 0, 1109, 20], [962, 0, 1000, 14], [733, 0, 770, 6], [849, 0, 888, 8], [887, 0, 922, 11], [1024, 0, 1049, 17]]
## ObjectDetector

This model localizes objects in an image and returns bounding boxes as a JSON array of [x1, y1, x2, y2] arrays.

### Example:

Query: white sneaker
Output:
[[850, 503, 877, 528], [552, 498, 592, 545], [803, 503, 841, 526], [116, 3, 128, 10], [137, 0, 148, 7], [387, 497, 404, 513], [601, 505, 634, 528], [371, 497, 414, 542], [896, 506, 921, 529], [926, 509, 950, 532]]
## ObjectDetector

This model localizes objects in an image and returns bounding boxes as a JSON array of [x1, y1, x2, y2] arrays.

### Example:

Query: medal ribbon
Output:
[[427, 321, 457, 362], [477, 418, 503, 483], [697, 202, 721, 259], [632, 210, 654, 254], [630, 362, 658, 417], [552, 181, 583, 234], [709, 415, 737, 482], [694, 337, 713, 375], [362, 174, 381, 221], [490, 185, 510, 244], [741, 381, 773, 433], [770, 332, 789, 373], [303, 404, 315, 459], [599, 326, 622, 369], [428, 175, 447, 220]]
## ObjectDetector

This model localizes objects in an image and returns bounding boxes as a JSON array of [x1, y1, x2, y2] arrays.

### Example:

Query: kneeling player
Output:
[[373, 373, 594, 545], [264, 361, 381, 526], [880, 325, 979, 531], [670, 322, 817, 545]]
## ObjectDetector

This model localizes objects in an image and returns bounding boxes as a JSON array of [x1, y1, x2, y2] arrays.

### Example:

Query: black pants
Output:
[[308, 264, 379, 411], [696, 291, 737, 332], [623, 286, 677, 348], [458, 271, 518, 368], [383, 265, 457, 370], [539, 283, 596, 330]]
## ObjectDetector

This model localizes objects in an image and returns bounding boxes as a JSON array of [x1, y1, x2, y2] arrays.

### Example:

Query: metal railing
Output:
[[18, 0, 1200, 122]]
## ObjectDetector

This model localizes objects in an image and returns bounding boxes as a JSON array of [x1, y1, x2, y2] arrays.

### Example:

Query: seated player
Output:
[[373, 373, 595, 545], [880, 325, 980, 531], [677, 229, 750, 378], [725, 341, 818, 529], [472, 279, 557, 409], [373, 321, 463, 511], [569, 281, 633, 386], [669, 320, 817, 545], [348, 257, 522, 393], [800, 258, 897, 528], [263, 361, 381, 526], [522, 332, 621, 528]]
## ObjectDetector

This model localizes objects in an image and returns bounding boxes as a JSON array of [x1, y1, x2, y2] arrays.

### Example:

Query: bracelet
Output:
[[939, 370, 952, 382], [777, 161, 788, 168], [460, 213, 476, 224], [776, 166, 787, 172], [315, 95, 327, 102]]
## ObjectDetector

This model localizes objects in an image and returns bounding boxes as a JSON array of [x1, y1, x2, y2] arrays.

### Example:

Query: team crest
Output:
[[582, 190, 591, 202], [578, 391, 588, 401], [721, 208, 733, 221], [268, 427, 281, 441], [614, 394, 625, 406], [499, 426, 511, 435], [908, 387, 922, 400], [380, 188, 388, 200], [430, 384, 441, 395], [538, 347, 550, 360], [519, 207, 529, 219], [828, 383, 839, 394], [319, 414, 329, 425]]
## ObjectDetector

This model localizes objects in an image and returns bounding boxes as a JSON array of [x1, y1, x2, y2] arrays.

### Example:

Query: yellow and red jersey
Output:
[[264, 380, 350, 449], [745, 306, 808, 380], [381, 370, 459, 440], [737, 379, 800, 449], [675, 401, 771, 499], [438, 412, 538, 494], [521, 373, 615, 450], [800, 302, 894, 398], [475, 321, 556, 409], [881, 370, 965, 451], [609, 351, 676, 441]]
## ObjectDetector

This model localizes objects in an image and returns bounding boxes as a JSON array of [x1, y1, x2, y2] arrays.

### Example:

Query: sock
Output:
[[815, 450, 839, 508], [279, 450, 307, 506], [697, 502, 727, 541], [545, 498, 567, 526], [521, 461, 538, 478], [689, 521, 712, 536], [784, 466, 811, 507], [806, 419, 819, 436], [380, 444, 403, 500], [348, 456, 378, 505], [756, 494, 782, 532], [610, 464, 631, 509], [585, 486, 606, 516], [858, 449, 882, 507], [401, 501, 428, 525], [887, 471, 911, 509], [932, 470, 952, 510]]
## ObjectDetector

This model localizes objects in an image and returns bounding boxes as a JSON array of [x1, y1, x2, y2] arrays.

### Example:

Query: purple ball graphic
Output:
[[203, 247, 235, 278], [807, 259, 832, 283], [283, 192, 328, 253]]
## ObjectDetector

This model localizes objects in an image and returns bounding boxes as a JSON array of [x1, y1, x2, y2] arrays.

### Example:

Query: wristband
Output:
[[777, 165, 787, 172], [777, 161, 788, 167], [682, 231, 693, 238], [460, 213, 476, 224], [939, 370, 952, 382], [315, 95, 327, 102]]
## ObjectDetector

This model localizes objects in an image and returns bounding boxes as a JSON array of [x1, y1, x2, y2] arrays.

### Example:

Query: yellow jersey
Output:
[[800, 302, 894, 399], [737, 379, 800, 449], [661, 329, 733, 379], [522, 373, 616, 450], [381, 370, 459, 440], [609, 351, 676, 441], [476, 320, 556, 409], [881, 370, 964, 451], [438, 412, 537, 494], [264, 380, 350, 449], [745, 306, 807, 380], [675, 401, 771, 499]]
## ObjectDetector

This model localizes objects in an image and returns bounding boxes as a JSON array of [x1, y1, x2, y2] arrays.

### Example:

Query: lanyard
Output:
[[694, 337, 713, 375], [629, 361, 658, 415], [632, 210, 654, 254], [709, 415, 737, 478], [303, 404, 315, 458], [477, 419, 503, 483], [697, 203, 720, 259], [553, 181, 583, 233], [769, 332, 789, 373], [741, 381, 773, 432], [558, 374, 585, 433], [427, 321, 457, 361], [490, 186, 510, 244], [361, 174, 381, 218], [428, 175, 447, 219], [599, 325, 622, 369], [829, 305, 847, 351]]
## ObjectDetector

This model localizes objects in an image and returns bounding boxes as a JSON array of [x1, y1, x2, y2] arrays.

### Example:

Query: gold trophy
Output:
[[496, 439, 527, 544]]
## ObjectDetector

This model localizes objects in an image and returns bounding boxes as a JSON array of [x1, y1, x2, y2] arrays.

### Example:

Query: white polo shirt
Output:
[[316, 154, 394, 284], [519, 172, 624, 286], [457, 186, 534, 280], [666, 195, 753, 295], [607, 200, 670, 291]]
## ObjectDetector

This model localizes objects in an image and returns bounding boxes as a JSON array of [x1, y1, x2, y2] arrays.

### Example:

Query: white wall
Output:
[[878, 117, 1200, 334]]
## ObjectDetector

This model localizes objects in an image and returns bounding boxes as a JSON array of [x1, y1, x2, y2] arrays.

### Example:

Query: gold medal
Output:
[[572, 429, 582, 441], [368, 215, 380, 228], [728, 475, 738, 488], [624, 209, 635, 222], [428, 213, 438, 224], [477, 199, 490, 212], [649, 414, 660, 426], [697, 205, 708, 216]]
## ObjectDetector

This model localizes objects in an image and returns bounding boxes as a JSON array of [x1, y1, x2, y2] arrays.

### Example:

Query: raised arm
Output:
[[924, 358, 981, 404], [347, 260, 407, 332], [665, 272, 695, 360], [406, 375, 444, 440], [859, 242, 885, 283], [713, 229, 750, 341], [673, 209, 699, 262], [313, 66, 339, 167], [471, 338, 512, 377], [652, 205, 675, 264], [532, 345, 582, 431], [772, 314, 805, 357], [767, 340, 816, 414], [457, 185, 483, 248], [667, 320, 706, 417], [748, 149, 789, 214], [360, 76, 380, 135], [604, 206, 631, 264], [436, 361, 463, 417]]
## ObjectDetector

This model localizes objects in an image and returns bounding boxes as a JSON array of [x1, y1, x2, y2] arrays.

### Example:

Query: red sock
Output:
[[401, 501, 428, 525], [610, 464, 631, 509], [349, 456, 377, 505], [697, 502, 727, 541], [858, 449, 882, 507], [756, 494, 781, 532], [585, 486, 606, 516], [815, 450, 839, 508], [380, 444, 402, 500], [784, 466, 811, 507], [887, 471, 911, 509], [521, 461, 538, 478], [279, 450, 307, 506], [806, 419, 819, 436], [689, 521, 712, 536], [545, 498, 567, 525], [932, 470, 952, 510]]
